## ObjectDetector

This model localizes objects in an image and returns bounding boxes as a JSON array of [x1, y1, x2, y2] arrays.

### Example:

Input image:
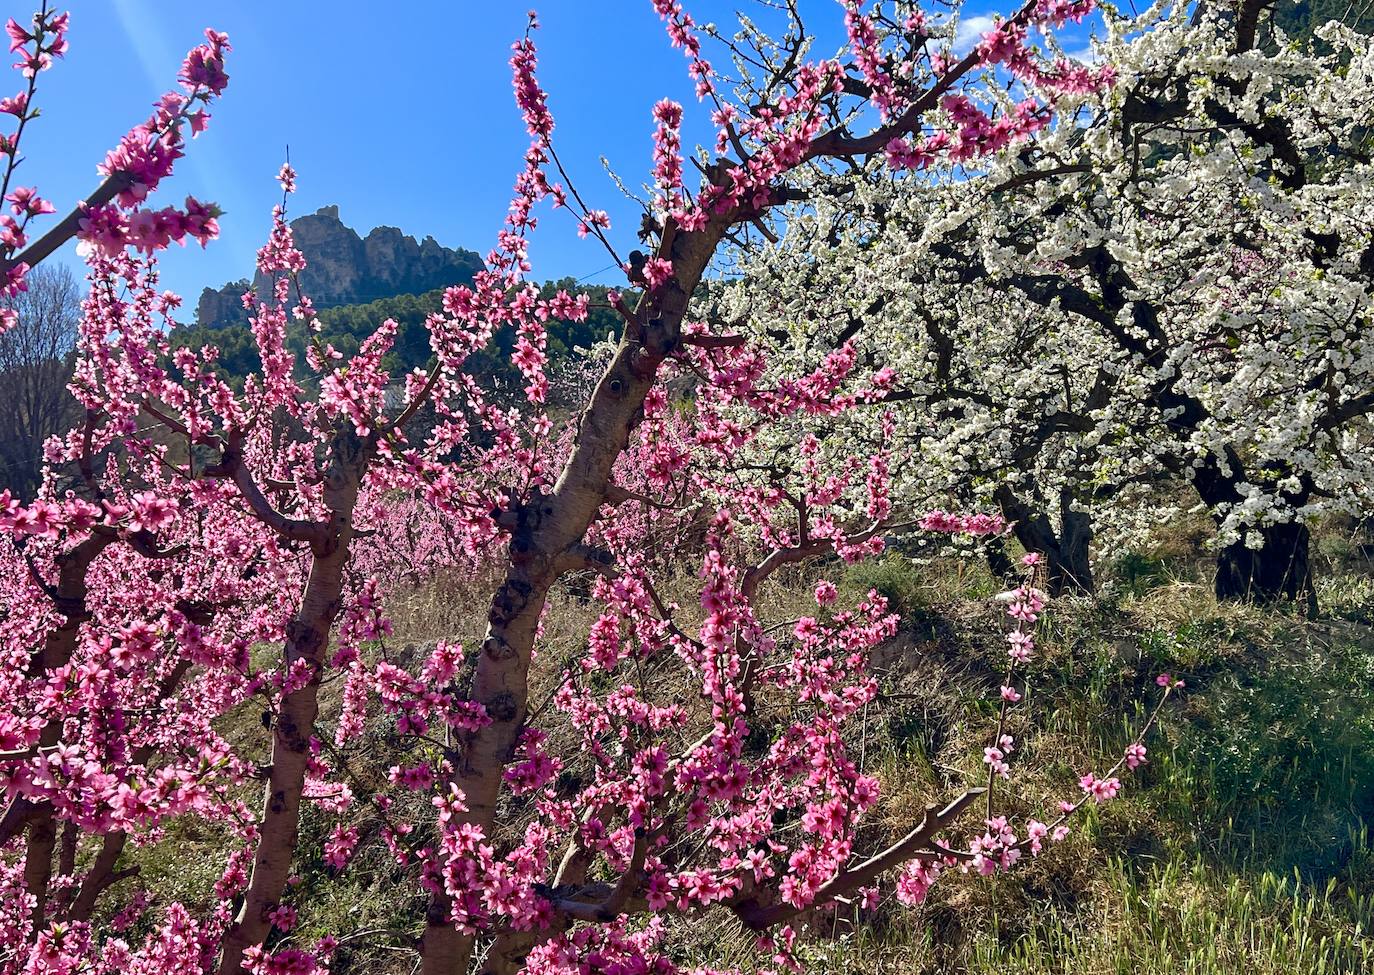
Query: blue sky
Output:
[[21, 1, 1095, 304]]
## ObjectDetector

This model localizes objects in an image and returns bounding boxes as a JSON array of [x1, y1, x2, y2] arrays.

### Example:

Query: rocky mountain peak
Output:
[[194, 206, 482, 327]]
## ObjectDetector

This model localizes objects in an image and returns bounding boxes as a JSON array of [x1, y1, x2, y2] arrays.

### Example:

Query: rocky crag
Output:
[[195, 205, 483, 327]]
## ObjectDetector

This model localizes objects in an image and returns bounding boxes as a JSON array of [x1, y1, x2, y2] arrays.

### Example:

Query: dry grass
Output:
[[109, 525, 1374, 975]]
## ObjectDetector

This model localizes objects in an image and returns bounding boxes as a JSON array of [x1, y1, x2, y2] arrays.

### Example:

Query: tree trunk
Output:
[[1055, 502, 1095, 596], [67, 831, 129, 922], [419, 223, 726, 974], [1214, 519, 1315, 612], [217, 430, 367, 975], [1191, 454, 1317, 611], [22, 812, 58, 933], [992, 485, 1094, 596]]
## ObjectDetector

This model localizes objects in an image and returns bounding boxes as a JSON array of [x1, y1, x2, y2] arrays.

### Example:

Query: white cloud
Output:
[[952, 15, 998, 56]]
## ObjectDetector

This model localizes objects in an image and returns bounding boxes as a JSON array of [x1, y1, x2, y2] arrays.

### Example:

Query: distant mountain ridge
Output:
[[195, 205, 483, 328]]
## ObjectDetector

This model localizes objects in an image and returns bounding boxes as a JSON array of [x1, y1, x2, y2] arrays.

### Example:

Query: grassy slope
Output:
[[117, 533, 1374, 974], [799, 546, 1374, 975]]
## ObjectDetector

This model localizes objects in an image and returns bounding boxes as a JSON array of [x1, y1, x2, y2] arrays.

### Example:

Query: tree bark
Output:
[[419, 222, 725, 975], [1214, 519, 1315, 612], [22, 812, 58, 934], [1191, 455, 1317, 610], [992, 485, 1094, 596], [1056, 501, 1094, 596], [66, 831, 130, 922], [217, 429, 368, 975]]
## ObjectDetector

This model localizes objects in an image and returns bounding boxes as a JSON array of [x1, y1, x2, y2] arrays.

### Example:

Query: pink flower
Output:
[[1078, 773, 1121, 804], [389, 763, 435, 791], [920, 509, 1006, 536], [983, 746, 1010, 779], [324, 824, 360, 870], [126, 491, 178, 533], [5, 186, 53, 216], [895, 859, 941, 905], [12, 498, 60, 538], [266, 903, 298, 932], [1124, 743, 1147, 769], [1006, 629, 1035, 663], [638, 256, 674, 291], [179, 28, 231, 96], [793, 617, 820, 641], [0, 259, 25, 299], [5, 18, 30, 54]]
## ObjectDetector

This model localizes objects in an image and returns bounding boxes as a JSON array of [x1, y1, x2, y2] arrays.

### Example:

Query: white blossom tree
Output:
[[726, 0, 1374, 603]]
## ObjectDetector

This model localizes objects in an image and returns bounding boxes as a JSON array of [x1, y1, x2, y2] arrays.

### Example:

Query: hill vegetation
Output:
[[192, 205, 485, 329], [170, 278, 627, 397]]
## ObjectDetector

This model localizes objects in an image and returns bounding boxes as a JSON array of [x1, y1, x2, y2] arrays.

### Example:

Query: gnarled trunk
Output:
[[993, 485, 1094, 596], [1215, 519, 1315, 612], [419, 224, 725, 975], [215, 560, 343, 974], [218, 430, 368, 975]]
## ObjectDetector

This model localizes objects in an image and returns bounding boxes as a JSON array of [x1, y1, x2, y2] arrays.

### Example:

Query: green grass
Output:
[[721, 515, 1374, 975], [109, 539, 1374, 975], [793, 855, 1372, 975], [790, 567, 1374, 975], [962, 858, 1374, 975]]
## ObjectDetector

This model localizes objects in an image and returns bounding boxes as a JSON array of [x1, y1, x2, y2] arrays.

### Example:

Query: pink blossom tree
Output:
[[0, 4, 226, 334], [0, 11, 259, 970], [0, 4, 1179, 975]]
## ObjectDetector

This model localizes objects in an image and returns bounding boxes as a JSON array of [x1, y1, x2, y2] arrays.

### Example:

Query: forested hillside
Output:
[[170, 278, 627, 397]]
